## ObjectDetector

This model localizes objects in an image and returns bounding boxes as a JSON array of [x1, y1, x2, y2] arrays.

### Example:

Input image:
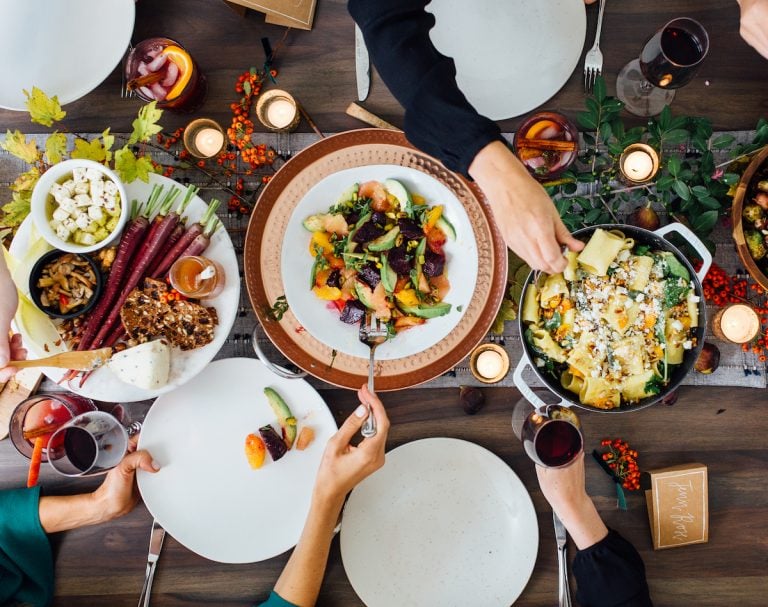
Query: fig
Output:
[[339, 299, 366, 324], [423, 249, 445, 277], [460, 385, 485, 415], [694, 342, 720, 374], [398, 217, 423, 239], [357, 262, 381, 289], [661, 389, 679, 406], [630, 204, 660, 231], [388, 245, 412, 275], [259, 425, 287, 461]]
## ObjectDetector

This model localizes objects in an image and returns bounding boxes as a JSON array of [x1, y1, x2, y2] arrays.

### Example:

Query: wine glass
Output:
[[511, 392, 583, 469], [46, 411, 138, 477], [616, 18, 709, 117]]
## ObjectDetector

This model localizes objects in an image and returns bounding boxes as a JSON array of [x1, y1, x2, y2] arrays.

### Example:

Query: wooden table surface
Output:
[[1, 0, 767, 606]]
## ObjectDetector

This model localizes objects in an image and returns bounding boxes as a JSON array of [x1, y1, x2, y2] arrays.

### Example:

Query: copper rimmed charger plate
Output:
[[244, 129, 507, 390]]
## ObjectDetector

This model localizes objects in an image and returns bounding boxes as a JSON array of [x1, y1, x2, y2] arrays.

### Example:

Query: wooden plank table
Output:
[[1, 0, 767, 605]]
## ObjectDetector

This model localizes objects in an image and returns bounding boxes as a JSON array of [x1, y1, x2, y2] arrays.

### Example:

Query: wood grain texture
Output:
[[0, 386, 766, 606], [0, 0, 766, 134]]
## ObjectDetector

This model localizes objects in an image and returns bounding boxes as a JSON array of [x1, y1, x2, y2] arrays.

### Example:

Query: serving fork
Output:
[[553, 512, 573, 607], [358, 311, 388, 437], [583, 0, 606, 92]]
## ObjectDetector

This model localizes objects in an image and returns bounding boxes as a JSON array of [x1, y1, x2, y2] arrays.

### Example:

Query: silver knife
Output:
[[137, 520, 166, 607], [553, 512, 573, 607], [355, 24, 370, 102]]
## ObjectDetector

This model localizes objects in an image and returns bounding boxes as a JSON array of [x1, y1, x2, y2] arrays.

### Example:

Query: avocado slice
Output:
[[411, 237, 427, 290], [367, 226, 400, 252], [399, 302, 452, 319], [335, 182, 359, 207], [380, 253, 397, 294], [384, 178, 413, 217], [435, 215, 456, 240], [264, 387, 297, 449]]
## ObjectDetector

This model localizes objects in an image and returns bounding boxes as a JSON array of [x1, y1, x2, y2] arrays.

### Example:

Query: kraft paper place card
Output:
[[645, 463, 709, 550], [225, 0, 317, 30]]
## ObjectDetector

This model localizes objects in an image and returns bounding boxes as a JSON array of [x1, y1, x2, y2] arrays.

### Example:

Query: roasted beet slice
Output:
[[346, 212, 360, 226], [357, 262, 381, 289], [259, 425, 288, 461], [340, 299, 366, 324], [326, 268, 342, 288], [388, 244, 412, 275], [352, 220, 385, 243], [371, 211, 388, 226], [398, 218, 423, 239], [423, 248, 445, 277]]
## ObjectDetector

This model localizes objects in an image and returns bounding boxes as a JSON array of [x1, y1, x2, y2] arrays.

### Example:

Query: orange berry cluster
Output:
[[600, 438, 641, 491], [699, 261, 768, 360], [226, 68, 277, 172]]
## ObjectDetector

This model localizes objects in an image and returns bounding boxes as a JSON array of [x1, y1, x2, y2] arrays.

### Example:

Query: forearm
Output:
[[38, 493, 108, 533], [552, 493, 608, 550], [272, 493, 345, 607]]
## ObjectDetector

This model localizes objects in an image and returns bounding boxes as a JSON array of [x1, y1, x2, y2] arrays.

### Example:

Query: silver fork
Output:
[[553, 512, 573, 607], [583, 0, 606, 92], [121, 43, 135, 99], [358, 311, 388, 437]]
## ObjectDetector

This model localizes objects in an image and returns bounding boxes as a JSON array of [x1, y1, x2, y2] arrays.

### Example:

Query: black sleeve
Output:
[[348, 0, 503, 176], [572, 529, 653, 607]]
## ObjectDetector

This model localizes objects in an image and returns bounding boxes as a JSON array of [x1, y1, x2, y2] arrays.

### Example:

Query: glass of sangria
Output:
[[125, 37, 207, 112], [616, 18, 709, 117], [9, 393, 97, 462], [512, 111, 579, 181]]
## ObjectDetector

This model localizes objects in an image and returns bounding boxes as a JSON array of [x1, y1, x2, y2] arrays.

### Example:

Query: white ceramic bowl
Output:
[[31, 159, 129, 253]]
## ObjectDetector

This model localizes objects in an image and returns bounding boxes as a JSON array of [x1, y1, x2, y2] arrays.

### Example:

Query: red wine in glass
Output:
[[62, 427, 98, 472], [617, 17, 710, 117], [534, 420, 583, 467], [513, 399, 583, 468]]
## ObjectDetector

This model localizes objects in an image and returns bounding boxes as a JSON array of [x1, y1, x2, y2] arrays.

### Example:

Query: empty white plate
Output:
[[341, 438, 538, 607]]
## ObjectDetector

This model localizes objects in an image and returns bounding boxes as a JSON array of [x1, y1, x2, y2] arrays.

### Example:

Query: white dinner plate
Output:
[[137, 358, 338, 563], [340, 438, 538, 607], [282, 165, 478, 360], [9, 172, 239, 402], [0, 0, 135, 110], [427, 0, 587, 120]]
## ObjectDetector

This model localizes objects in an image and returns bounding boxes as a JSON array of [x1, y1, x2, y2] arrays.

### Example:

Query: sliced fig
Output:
[[259, 425, 288, 461], [357, 262, 381, 289], [423, 249, 445, 277], [326, 268, 342, 289], [388, 244, 412, 275], [340, 299, 366, 324], [352, 220, 385, 244], [398, 217, 423, 239]]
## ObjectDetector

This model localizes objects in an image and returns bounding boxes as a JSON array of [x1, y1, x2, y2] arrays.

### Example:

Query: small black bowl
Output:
[[29, 250, 103, 319]]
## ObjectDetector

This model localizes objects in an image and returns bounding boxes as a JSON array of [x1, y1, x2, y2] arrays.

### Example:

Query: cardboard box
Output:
[[645, 463, 709, 550], [224, 0, 317, 30]]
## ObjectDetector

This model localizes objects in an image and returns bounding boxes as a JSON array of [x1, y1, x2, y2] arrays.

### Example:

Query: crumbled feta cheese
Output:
[[690, 295, 700, 303], [635, 293, 645, 302], [85, 167, 103, 182], [62, 179, 76, 195], [55, 223, 71, 240], [74, 181, 90, 195], [72, 167, 88, 183], [74, 194, 91, 207], [59, 198, 77, 214], [52, 207, 70, 222], [682, 340, 693, 350], [75, 213, 90, 230], [671, 319, 684, 332], [88, 206, 104, 222], [104, 180, 118, 196]]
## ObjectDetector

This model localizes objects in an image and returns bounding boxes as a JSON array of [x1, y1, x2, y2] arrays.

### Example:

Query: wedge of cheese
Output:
[[107, 340, 170, 390]]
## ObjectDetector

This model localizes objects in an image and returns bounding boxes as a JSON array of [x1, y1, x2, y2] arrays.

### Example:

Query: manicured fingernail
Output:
[[354, 404, 367, 418], [151, 460, 161, 471]]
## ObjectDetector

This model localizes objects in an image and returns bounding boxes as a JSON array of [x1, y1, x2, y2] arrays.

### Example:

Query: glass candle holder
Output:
[[469, 343, 510, 383], [619, 143, 660, 183], [711, 303, 760, 344], [255, 89, 300, 132], [183, 118, 226, 158]]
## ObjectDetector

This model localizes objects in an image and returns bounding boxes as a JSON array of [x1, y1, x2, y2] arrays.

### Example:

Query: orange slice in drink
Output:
[[161, 45, 193, 100], [525, 119, 561, 139]]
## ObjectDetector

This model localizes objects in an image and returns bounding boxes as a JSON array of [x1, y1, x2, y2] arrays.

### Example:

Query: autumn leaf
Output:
[[45, 132, 67, 164], [71, 137, 107, 162], [23, 87, 66, 127], [1, 191, 32, 227], [114, 147, 157, 183], [11, 167, 40, 193], [102, 128, 115, 163], [1, 130, 40, 163], [128, 101, 163, 144]]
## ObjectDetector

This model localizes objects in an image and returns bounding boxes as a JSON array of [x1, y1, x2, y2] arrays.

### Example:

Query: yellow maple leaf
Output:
[[102, 128, 115, 163], [1, 191, 32, 227], [71, 137, 107, 163], [11, 167, 40, 193], [114, 148, 158, 183], [128, 101, 163, 144], [23, 87, 66, 127], [45, 132, 67, 164], [1, 130, 40, 164]]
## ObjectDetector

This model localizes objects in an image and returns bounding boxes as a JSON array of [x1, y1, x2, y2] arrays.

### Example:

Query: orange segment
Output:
[[161, 45, 193, 100]]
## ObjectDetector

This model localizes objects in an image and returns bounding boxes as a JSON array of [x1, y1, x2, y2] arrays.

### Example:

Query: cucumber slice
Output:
[[384, 178, 413, 217], [435, 215, 456, 240]]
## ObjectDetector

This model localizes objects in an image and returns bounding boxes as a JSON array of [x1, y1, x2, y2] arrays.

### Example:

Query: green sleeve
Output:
[[0, 486, 54, 607], [254, 590, 299, 607]]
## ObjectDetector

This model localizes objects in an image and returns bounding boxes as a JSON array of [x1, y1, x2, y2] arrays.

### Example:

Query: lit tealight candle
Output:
[[266, 98, 297, 129], [194, 127, 224, 158], [469, 344, 510, 383], [622, 150, 654, 181], [476, 350, 504, 379], [713, 303, 760, 344]]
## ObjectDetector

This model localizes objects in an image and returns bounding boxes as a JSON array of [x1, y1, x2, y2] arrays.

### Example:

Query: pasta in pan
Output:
[[523, 228, 700, 409]]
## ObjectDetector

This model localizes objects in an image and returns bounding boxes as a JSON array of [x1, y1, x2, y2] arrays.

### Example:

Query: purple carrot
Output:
[[151, 198, 220, 279], [146, 185, 198, 277], [76, 196, 154, 352], [178, 213, 222, 258]]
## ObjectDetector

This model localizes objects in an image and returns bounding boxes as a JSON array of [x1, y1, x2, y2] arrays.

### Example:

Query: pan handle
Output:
[[512, 353, 569, 411], [654, 222, 712, 283], [251, 326, 308, 379]]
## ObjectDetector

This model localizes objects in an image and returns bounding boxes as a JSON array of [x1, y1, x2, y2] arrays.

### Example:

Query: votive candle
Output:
[[183, 118, 226, 159], [469, 344, 510, 383], [256, 89, 300, 132], [712, 303, 760, 344], [619, 143, 660, 183]]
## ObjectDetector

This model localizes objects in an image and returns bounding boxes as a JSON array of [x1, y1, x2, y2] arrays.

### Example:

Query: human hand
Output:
[[738, 0, 768, 59], [0, 333, 26, 383], [313, 384, 390, 506], [468, 141, 584, 274], [90, 440, 159, 523], [0, 258, 20, 378]]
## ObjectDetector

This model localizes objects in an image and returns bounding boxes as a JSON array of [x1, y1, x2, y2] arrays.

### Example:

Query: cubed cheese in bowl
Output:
[[31, 159, 129, 254]]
